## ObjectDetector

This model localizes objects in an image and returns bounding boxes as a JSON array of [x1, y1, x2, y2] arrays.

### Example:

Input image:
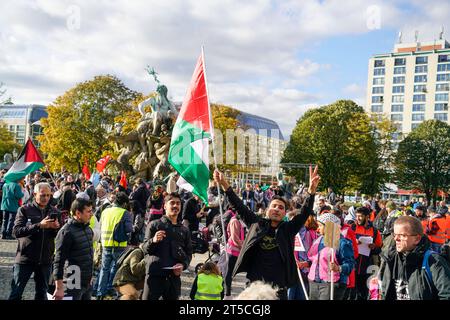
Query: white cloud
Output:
[[0, 0, 448, 138]]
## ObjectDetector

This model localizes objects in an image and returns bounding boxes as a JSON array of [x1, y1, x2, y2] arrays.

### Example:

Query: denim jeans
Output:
[[9, 263, 52, 300], [96, 247, 125, 297], [2, 210, 16, 238], [288, 272, 309, 300]]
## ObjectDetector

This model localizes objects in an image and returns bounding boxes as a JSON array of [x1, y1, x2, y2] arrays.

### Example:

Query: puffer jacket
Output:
[[53, 218, 94, 287], [13, 201, 60, 265], [226, 187, 315, 289], [142, 215, 193, 276], [379, 236, 450, 300]]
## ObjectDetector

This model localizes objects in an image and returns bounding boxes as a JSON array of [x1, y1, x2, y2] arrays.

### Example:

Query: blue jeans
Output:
[[9, 263, 52, 300], [2, 210, 16, 238], [288, 272, 309, 300], [96, 247, 125, 297]]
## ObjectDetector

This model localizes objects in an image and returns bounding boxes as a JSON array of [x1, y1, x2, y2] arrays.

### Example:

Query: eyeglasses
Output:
[[393, 233, 418, 240]]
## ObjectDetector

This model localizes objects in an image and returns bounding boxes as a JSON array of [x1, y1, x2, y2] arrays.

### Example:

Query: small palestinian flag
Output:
[[4, 138, 44, 182]]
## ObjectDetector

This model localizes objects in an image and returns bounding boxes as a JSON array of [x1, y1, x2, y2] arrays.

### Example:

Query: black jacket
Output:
[[130, 184, 150, 213], [13, 201, 60, 265], [182, 197, 202, 232], [379, 236, 450, 300], [53, 219, 94, 287], [142, 215, 192, 276], [226, 187, 315, 289]]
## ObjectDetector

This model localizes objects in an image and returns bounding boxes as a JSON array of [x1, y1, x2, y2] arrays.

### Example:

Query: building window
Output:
[[374, 68, 385, 76], [393, 76, 405, 84], [372, 87, 384, 94], [373, 77, 385, 85], [412, 104, 425, 112], [438, 54, 450, 63], [435, 103, 448, 111], [435, 93, 449, 101], [437, 63, 450, 72], [414, 75, 427, 83], [412, 113, 425, 121], [394, 67, 406, 75], [391, 114, 403, 121], [372, 96, 384, 103], [437, 73, 450, 82], [411, 123, 420, 130], [434, 113, 448, 121], [374, 60, 385, 67], [392, 86, 404, 94], [414, 85, 427, 93], [391, 104, 404, 112], [394, 58, 406, 66], [415, 65, 428, 73], [413, 94, 426, 102], [436, 83, 450, 92], [392, 95, 404, 103], [392, 132, 402, 141], [416, 56, 428, 64], [395, 123, 403, 131], [371, 105, 383, 113]]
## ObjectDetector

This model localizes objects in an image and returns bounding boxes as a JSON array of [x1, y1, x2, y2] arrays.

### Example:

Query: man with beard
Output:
[[142, 193, 192, 300], [352, 206, 383, 300]]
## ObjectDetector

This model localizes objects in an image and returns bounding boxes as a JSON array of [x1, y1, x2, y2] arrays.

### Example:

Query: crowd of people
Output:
[[0, 166, 449, 301]]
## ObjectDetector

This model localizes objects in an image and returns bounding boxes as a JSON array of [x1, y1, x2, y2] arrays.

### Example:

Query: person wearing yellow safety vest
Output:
[[190, 261, 224, 300], [96, 192, 133, 300], [142, 192, 193, 300]]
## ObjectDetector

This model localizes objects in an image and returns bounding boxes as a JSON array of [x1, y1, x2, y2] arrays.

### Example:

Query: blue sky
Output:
[[0, 0, 449, 138]]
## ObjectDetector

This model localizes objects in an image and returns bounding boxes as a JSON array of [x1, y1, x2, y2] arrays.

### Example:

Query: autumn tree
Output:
[[0, 121, 20, 159], [282, 100, 395, 195], [39, 75, 139, 172], [394, 120, 450, 205]]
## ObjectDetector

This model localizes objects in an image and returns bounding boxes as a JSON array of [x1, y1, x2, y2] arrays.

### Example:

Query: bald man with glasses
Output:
[[9, 182, 61, 300]]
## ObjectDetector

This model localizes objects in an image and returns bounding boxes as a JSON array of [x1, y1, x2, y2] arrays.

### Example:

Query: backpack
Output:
[[116, 246, 138, 270], [113, 214, 130, 244], [211, 210, 233, 243], [422, 245, 450, 285]]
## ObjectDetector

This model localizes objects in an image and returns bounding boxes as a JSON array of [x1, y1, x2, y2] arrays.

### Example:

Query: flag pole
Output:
[[202, 46, 228, 254]]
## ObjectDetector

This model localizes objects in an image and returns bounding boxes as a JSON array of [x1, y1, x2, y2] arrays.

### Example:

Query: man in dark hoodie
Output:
[[213, 165, 320, 300], [9, 182, 60, 300], [379, 216, 450, 300]]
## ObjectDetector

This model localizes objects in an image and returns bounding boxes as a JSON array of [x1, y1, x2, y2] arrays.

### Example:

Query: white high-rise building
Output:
[[366, 38, 450, 143]]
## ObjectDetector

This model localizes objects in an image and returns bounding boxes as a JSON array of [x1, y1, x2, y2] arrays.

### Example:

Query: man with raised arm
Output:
[[213, 165, 320, 300]]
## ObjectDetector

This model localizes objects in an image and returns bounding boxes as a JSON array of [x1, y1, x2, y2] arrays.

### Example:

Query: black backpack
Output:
[[211, 210, 233, 243]]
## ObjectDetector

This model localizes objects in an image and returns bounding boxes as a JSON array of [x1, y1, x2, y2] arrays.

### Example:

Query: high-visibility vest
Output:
[[194, 273, 223, 300], [100, 206, 127, 247], [427, 216, 447, 245], [446, 215, 450, 241], [89, 215, 98, 250]]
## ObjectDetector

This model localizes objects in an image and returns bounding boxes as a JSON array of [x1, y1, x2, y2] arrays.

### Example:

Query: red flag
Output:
[[82, 159, 91, 180], [96, 155, 111, 173], [119, 171, 127, 189]]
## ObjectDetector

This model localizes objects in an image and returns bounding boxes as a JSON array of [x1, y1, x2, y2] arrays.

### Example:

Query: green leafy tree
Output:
[[282, 100, 395, 195], [0, 121, 20, 158], [39, 75, 139, 172], [394, 120, 450, 205], [0, 82, 12, 104]]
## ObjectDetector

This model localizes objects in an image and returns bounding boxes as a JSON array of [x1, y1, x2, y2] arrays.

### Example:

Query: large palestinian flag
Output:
[[168, 53, 211, 204], [4, 138, 45, 182]]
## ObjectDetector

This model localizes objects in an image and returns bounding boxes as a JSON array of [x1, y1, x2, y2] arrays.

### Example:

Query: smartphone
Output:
[[49, 213, 58, 221]]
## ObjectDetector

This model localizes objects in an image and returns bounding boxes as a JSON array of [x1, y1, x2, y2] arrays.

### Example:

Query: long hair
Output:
[[198, 262, 221, 276], [305, 215, 318, 230]]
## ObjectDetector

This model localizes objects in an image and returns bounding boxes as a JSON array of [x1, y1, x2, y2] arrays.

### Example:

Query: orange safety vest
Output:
[[427, 216, 447, 245], [446, 215, 450, 241], [420, 218, 429, 235]]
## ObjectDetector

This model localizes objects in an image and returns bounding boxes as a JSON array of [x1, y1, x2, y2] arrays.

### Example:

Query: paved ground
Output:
[[0, 239, 246, 300]]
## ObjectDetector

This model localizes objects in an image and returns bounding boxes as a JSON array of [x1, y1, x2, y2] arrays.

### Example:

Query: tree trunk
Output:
[[425, 190, 432, 206]]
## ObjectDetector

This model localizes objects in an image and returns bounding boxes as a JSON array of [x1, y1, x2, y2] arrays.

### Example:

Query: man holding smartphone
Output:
[[9, 182, 60, 300]]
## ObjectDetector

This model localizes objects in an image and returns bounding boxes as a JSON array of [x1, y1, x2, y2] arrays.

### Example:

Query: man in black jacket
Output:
[[142, 192, 193, 300], [9, 182, 60, 300], [213, 166, 320, 300], [130, 178, 150, 213], [52, 198, 94, 300], [379, 216, 450, 300], [182, 194, 205, 233]]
